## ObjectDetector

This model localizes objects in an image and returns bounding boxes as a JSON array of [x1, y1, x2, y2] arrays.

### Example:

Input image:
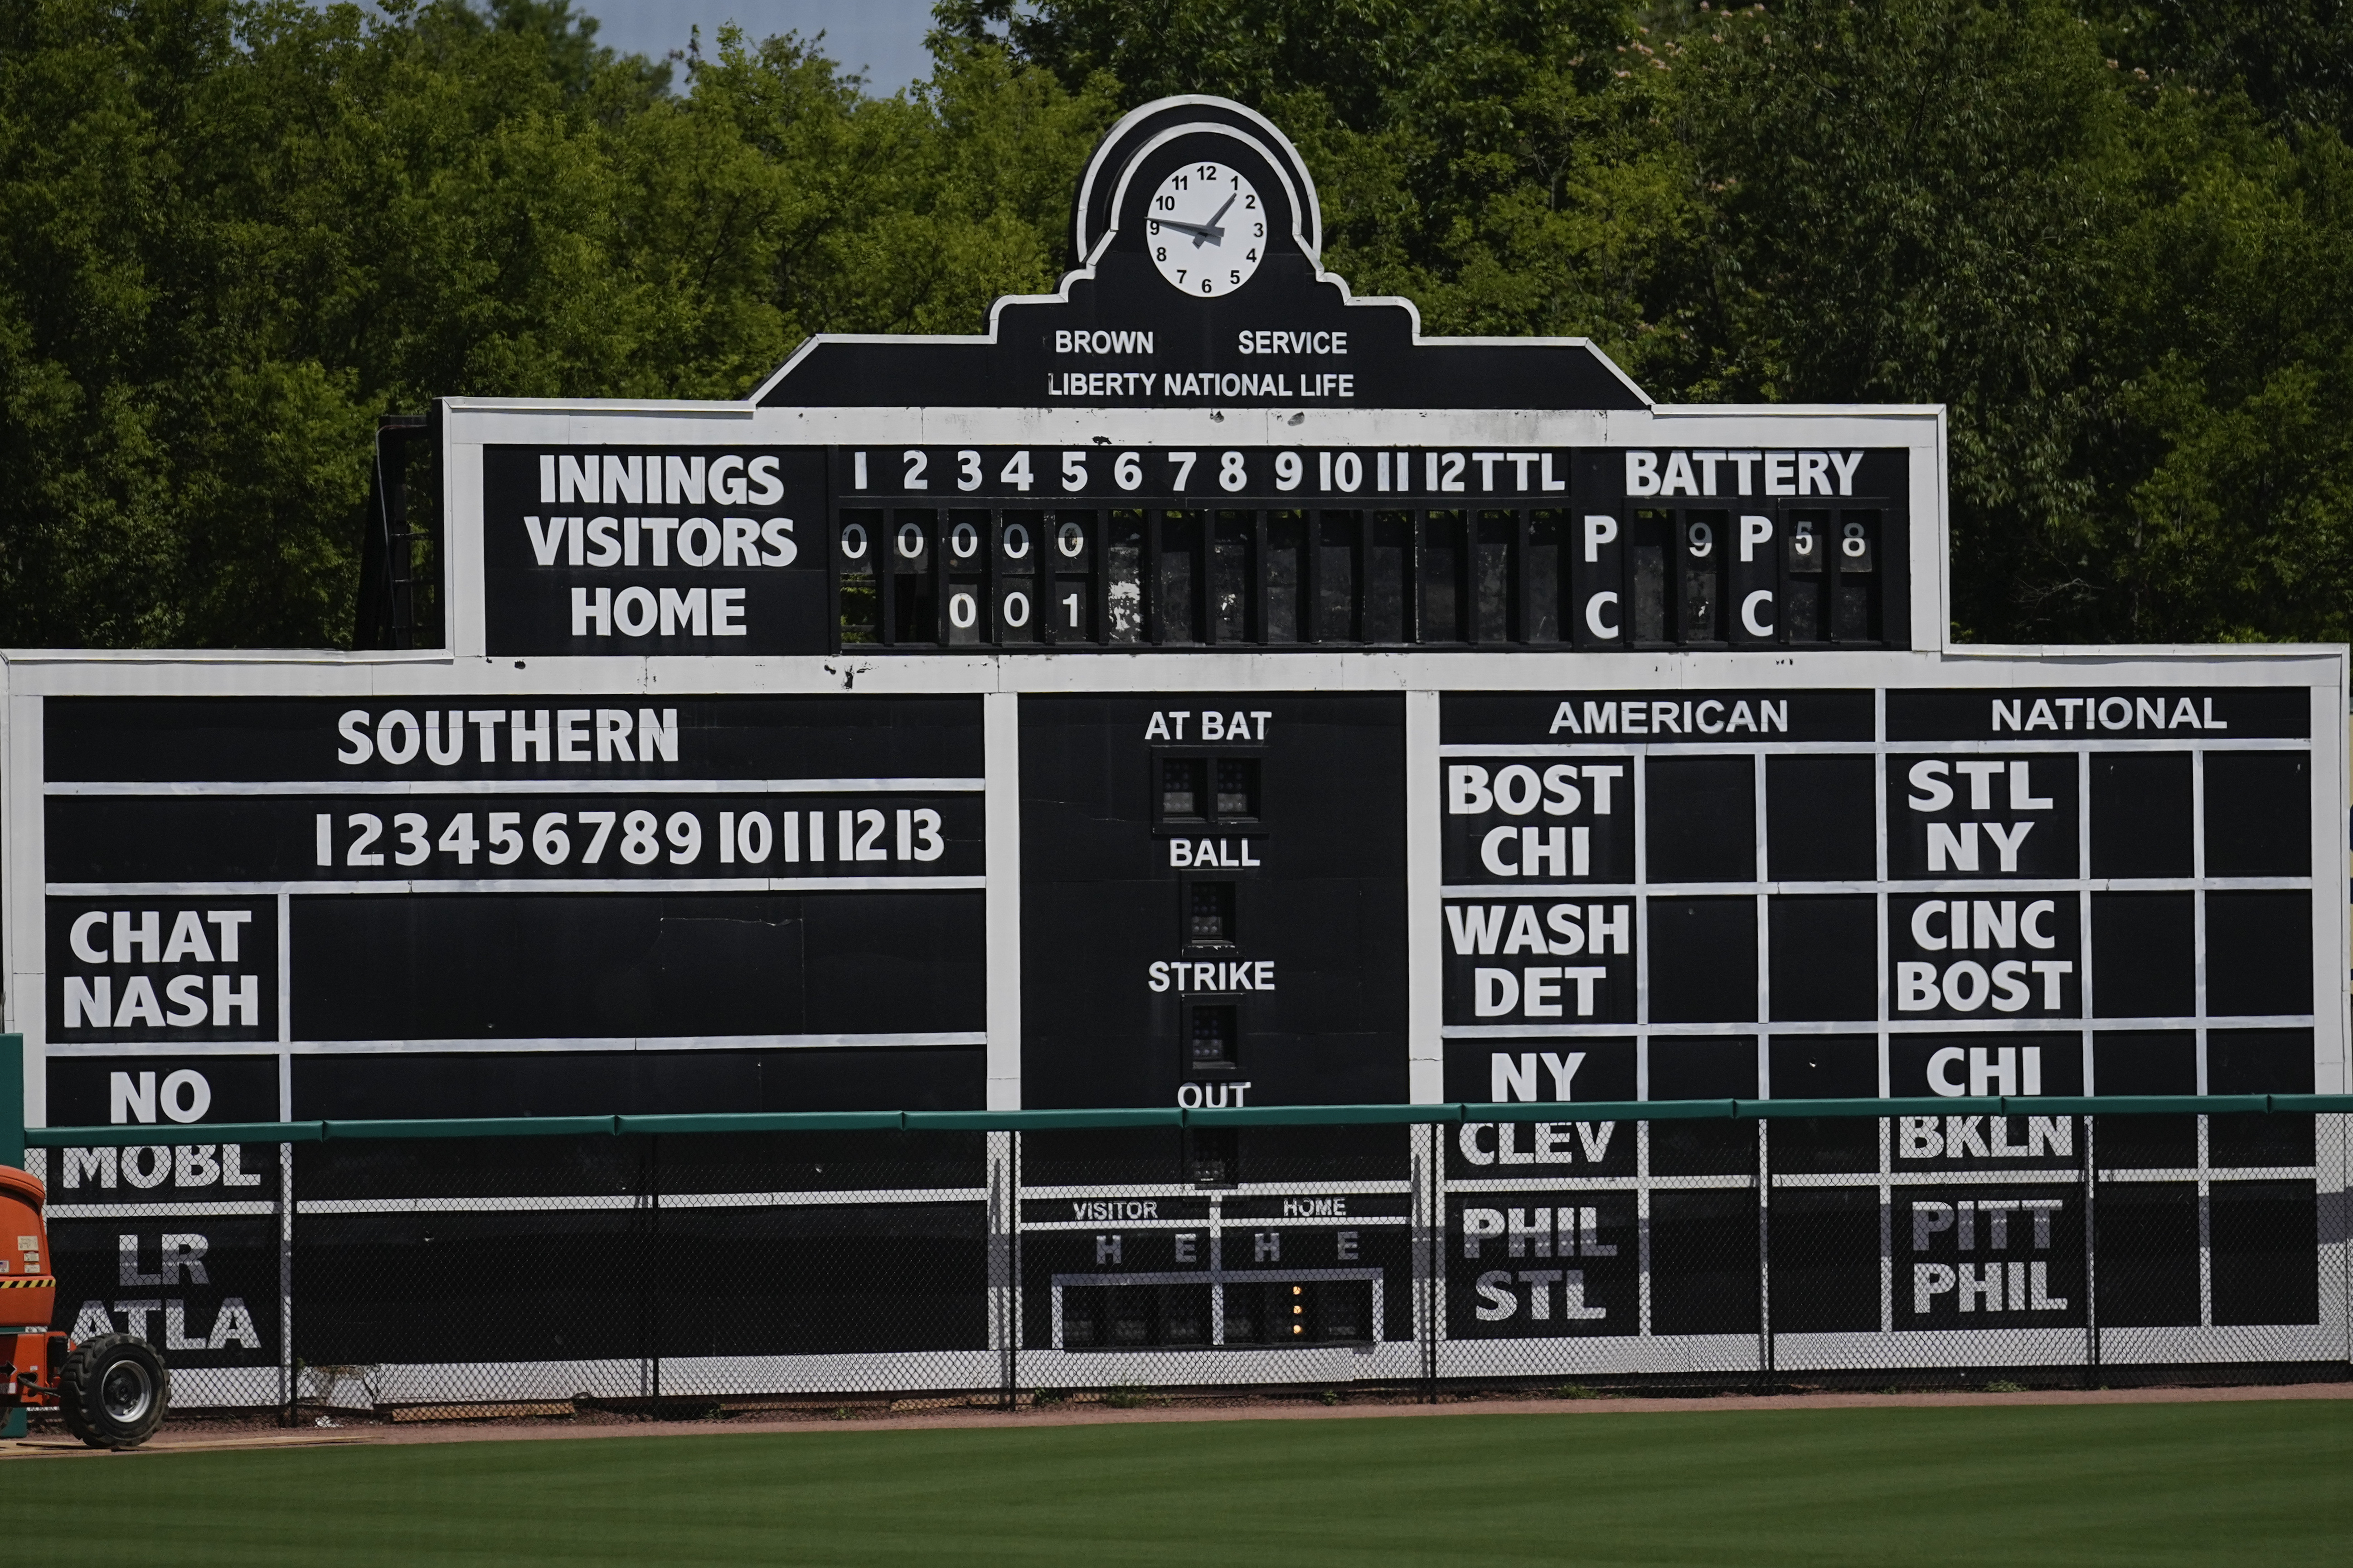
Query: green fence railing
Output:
[[22, 1094, 2353, 1147]]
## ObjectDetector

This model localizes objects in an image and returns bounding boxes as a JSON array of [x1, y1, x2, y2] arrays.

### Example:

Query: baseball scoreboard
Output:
[[4, 98, 2343, 1400]]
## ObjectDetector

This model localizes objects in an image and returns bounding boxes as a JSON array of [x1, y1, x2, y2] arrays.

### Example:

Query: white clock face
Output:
[[1146, 162, 1266, 297]]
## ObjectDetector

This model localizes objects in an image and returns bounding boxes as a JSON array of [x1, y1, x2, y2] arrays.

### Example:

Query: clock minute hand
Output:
[[1154, 217, 1226, 244]]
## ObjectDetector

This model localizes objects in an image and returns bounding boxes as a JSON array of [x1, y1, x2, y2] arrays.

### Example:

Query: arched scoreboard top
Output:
[[744, 93, 1650, 413], [1071, 97, 1325, 266]]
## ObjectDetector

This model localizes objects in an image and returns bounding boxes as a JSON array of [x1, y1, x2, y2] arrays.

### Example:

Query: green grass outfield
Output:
[[11, 1402, 2349, 1566]]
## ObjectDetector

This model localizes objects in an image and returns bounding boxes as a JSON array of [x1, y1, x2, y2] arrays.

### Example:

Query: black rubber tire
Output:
[[58, 1334, 168, 1450]]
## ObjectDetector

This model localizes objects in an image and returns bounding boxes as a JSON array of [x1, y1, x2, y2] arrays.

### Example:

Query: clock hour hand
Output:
[[1186, 195, 1240, 248]]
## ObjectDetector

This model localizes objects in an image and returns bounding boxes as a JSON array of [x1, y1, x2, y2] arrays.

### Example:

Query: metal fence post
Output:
[[648, 1135, 663, 1404], [1422, 1119, 1440, 1403], [1756, 1119, 1773, 1387], [2082, 1113, 2101, 1384], [280, 1140, 296, 1426], [995, 1129, 1019, 1410]]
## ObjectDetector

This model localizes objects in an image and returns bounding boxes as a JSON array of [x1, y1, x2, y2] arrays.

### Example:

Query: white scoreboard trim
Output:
[[424, 398, 1950, 665]]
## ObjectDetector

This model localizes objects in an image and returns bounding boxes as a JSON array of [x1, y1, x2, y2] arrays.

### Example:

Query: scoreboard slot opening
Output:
[[893, 509, 939, 644], [1182, 999, 1240, 1074], [1419, 512, 1465, 641], [1153, 753, 1262, 832], [1264, 511, 1305, 639], [1184, 1128, 1240, 1188], [1785, 508, 1829, 641], [1472, 510, 1516, 644], [1223, 1279, 1374, 1346], [1832, 509, 1878, 641], [1315, 513, 1359, 640], [1680, 509, 1725, 643], [1210, 511, 1254, 643], [1183, 880, 1237, 947], [1054, 1278, 1378, 1350], [1630, 509, 1672, 643], [1061, 1283, 1212, 1349], [1155, 510, 1201, 642]]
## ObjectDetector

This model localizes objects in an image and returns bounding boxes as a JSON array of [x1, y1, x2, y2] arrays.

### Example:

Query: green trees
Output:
[[0, 0, 1112, 646], [1, 0, 2347, 646], [1647, 1, 2353, 642]]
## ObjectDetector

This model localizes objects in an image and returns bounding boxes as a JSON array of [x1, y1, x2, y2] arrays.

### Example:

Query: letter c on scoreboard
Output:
[[1927, 1047, 1967, 1097], [1479, 827, 1520, 876]]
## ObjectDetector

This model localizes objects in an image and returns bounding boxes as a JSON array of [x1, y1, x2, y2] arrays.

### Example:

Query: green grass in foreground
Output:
[[9, 1401, 2349, 1566]]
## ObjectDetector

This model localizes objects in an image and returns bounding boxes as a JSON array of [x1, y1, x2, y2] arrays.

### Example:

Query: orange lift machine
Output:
[[0, 1164, 167, 1448]]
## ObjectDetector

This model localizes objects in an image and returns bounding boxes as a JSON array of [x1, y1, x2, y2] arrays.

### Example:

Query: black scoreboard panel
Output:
[[1013, 691, 1416, 1365], [1434, 682, 2329, 1371], [42, 694, 992, 1116], [18, 670, 2342, 1392], [480, 446, 833, 657], [35, 692, 1001, 1404], [1019, 692, 1407, 1113]]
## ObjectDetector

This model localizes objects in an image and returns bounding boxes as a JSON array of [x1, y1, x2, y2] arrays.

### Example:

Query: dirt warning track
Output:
[[5, 1379, 2346, 1457]]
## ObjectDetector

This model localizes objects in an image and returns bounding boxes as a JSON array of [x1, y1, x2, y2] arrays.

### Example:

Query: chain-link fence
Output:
[[24, 1098, 2351, 1418]]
